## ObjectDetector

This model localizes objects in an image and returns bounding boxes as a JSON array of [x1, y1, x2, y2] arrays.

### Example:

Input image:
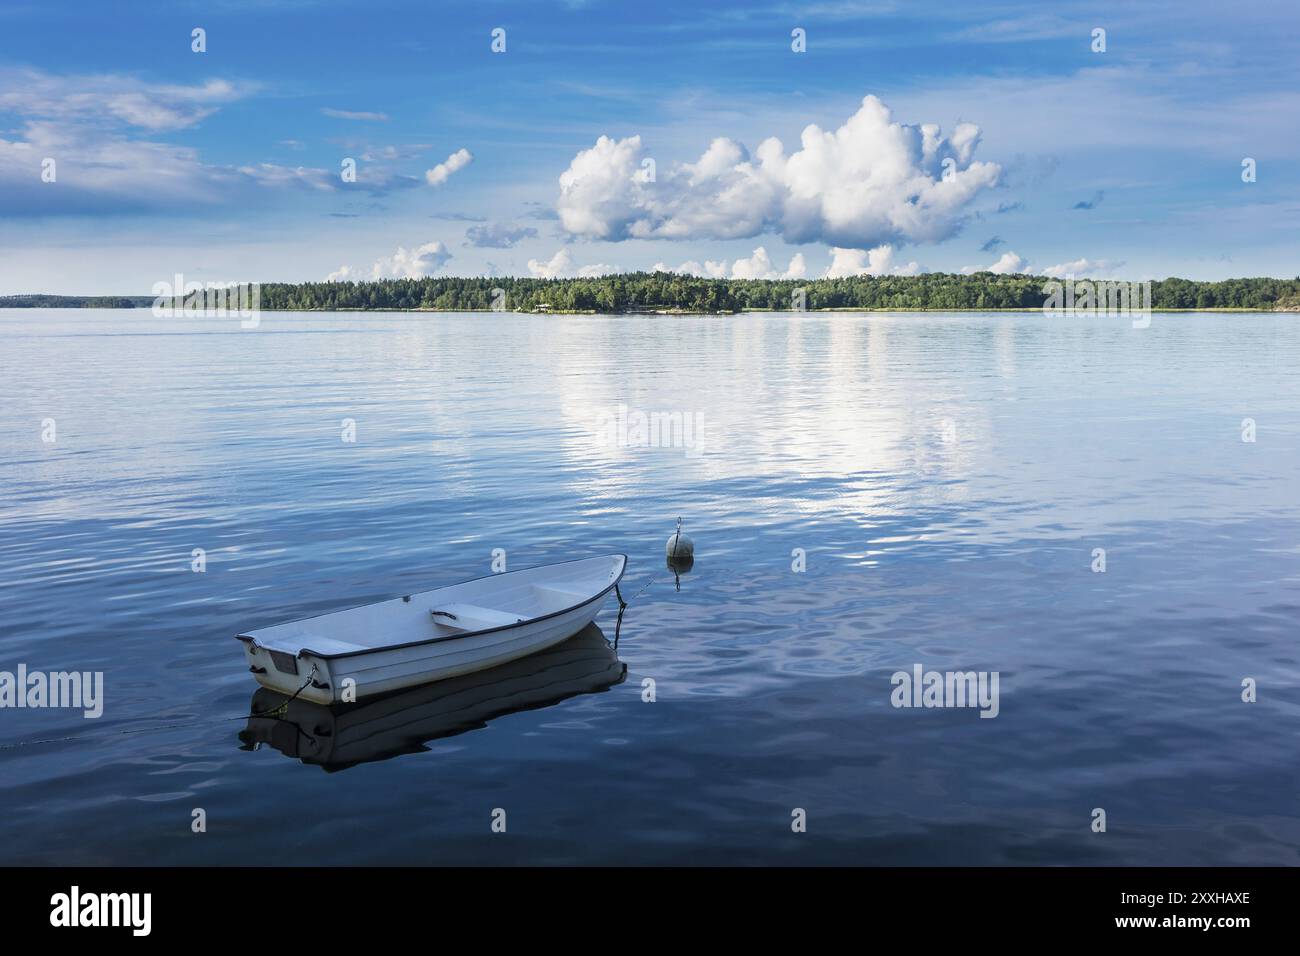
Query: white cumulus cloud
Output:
[[1040, 257, 1125, 278], [962, 251, 1029, 274], [652, 259, 729, 278], [328, 241, 453, 281], [526, 248, 618, 279], [823, 244, 922, 278], [730, 247, 807, 280], [653, 247, 805, 279], [425, 148, 473, 187], [555, 95, 1000, 249]]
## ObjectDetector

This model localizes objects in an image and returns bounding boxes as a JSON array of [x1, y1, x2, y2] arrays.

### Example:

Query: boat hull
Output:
[[238, 555, 626, 705], [267, 595, 612, 704]]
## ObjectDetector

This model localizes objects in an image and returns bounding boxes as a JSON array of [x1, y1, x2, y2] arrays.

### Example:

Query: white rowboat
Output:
[[237, 554, 627, 705]]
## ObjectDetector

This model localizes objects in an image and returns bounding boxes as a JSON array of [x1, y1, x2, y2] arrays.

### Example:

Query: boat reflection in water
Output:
[[238, 622, 625, 771]]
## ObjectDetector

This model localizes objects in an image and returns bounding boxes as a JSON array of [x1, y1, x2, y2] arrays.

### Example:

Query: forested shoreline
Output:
[[4, 272, 1299, 312], [0, 294, 154, 308]]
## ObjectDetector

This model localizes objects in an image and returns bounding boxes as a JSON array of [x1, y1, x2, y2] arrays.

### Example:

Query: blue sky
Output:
[[1, 0, 1297, 293]]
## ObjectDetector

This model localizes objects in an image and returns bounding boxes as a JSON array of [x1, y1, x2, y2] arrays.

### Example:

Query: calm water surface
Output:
[[1, 308, 1297, 865]]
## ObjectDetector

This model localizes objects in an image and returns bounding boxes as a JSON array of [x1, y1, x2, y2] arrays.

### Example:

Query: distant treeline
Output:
[[257, 273, 1300, 313], [0, 294, 153, 308], [6, 274, 1300, 313]]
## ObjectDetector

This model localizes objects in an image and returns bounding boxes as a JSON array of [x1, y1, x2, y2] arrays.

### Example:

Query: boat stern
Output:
[[239, 637, 336, 704]]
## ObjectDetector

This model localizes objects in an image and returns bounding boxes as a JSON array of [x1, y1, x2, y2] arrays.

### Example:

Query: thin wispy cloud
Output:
[[0, 128, 340, 216], [237, 163, 335, 191], [320, 107, 390, 121], [358, 144, 430, 161], [430, 212, 487, 222], [0, 68, 248, 130], [945, 13, 1084, 44]]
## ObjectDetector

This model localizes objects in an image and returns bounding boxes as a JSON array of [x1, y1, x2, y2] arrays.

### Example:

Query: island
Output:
[[4, 272, 1298, 314]]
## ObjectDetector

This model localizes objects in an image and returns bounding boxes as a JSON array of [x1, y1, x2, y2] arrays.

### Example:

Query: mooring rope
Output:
[[0, 713, 252, 752], [247, 663, 319, 719], [619, 561, 694, 606]]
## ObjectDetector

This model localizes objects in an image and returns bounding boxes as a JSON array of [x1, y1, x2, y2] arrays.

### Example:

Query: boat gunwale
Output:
[[235, 553, 628, 661]]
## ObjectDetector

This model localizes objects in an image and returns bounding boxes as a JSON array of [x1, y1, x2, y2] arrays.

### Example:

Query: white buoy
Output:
[[666, 516, 694, 561]]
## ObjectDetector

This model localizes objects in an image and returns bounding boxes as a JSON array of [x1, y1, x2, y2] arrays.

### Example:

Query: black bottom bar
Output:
[[0, 866, 1280, 940]]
